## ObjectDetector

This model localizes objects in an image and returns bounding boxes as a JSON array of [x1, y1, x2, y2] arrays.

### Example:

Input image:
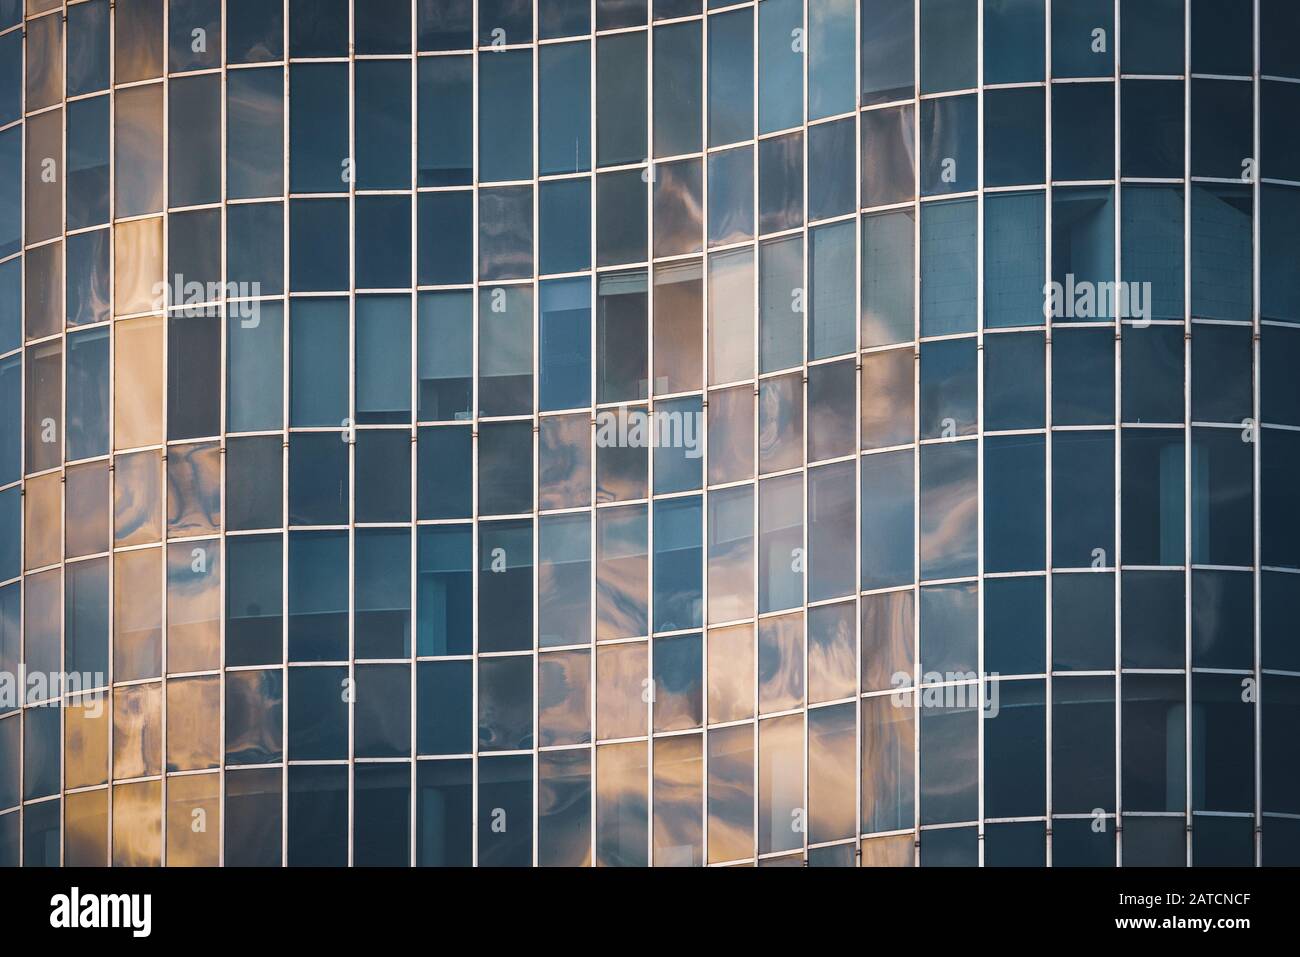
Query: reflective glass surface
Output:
[[0, 0, 1290, 871]]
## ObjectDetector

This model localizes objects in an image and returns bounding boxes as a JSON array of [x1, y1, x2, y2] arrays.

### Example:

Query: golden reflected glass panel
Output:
[[166, 675, 220, 772], [707, 247, 755, 385], [65, 461, 110, 558], [113, 217, 164, 318], [166, 540, 221, 674], [758, 852, 803, 866], [706, 722, 754, 864], [861, 346, 916, 451], [22, 568, 60, 696], [861, 691, 915, 835], [652, 259, 703, 394], [757, 713, 803, 854], [24, 339, 63, 474], [808, 701, 857, 843], [24, 12, 63, 113], [23, 470, 61, 571], [114, 548, 163, 682], [537, 649, 590, 748], [707, 623, 754, 723], [652, 732, 703, 866], [113, 681, 163, 780], [861, 588, 915, 694], [64, 693, 109, 789], [165, 772, 220, 866], [707, 385, 755, 486], [114, 449, 163, 545], [64, 788, 109, 866], [808, 601, 857, 704], [538, 413, 591, 511], [166, 442, 221, 536], [860, 833, 914, 867], [24, 107, 62, 242], [112, 779, 162, 866], [594, 740, 648, 867], [536, 749, 591, 867], [595, 641, 647, 741], [758, 611, 804, 714], [113, 314, 164, 448], [25, 240, 64, 341], [114, 0, 165, 84], [114, 85, 164, 218], [595, 507, 648, 641], [224, 669, 282, 764]]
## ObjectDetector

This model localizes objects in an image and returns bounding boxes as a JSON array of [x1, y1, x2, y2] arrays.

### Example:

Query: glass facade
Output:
[[0, 0, 1298, 868]]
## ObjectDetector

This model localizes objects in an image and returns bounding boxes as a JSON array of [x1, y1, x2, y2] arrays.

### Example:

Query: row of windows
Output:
[[6, 187, 1297, 484], [7, 0, 1299, 97], [4, 422, 1298, 579], [5, 520, 1300, 683], [6, 2, 1300, 232], [9, 308, 1300, 457], [3, 0, 1295, 870], [10, 46, 1300, 194], [7, 799, 1291, 868], [3, 673, 1299, 865], [7, 187, 1300, 342], [7, 61, 1300, 236]]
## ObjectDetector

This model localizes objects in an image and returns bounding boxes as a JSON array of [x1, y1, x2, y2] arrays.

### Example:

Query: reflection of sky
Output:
[[708, 624, 753, 725], [538, 650, 589, 748], [114, 85, 164, 218], [595, 740, 648, 866], [759, 614, 803, 714], [920, 443, 980, 580], [596, 642, 646, 741], [708, 724, 754, 864], [862, 695, 915, 833]]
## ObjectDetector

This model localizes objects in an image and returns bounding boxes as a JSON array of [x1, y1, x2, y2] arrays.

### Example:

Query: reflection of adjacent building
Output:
[[0, 0, 1297, 868]]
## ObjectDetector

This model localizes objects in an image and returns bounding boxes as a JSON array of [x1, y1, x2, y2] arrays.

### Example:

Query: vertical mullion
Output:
[[587, 0, 598, 870], [1178, 0, 1195, 870], [531, 0, 541, 871], [106, 0, 117, 869], [470, 0, 482, 869], [1250, 0, 1263, 869], [1176, 0, 1193, 873], [346, 0, 357, 870], [910, 0, 921, 868], [159, 0, 171, 871], [1115, 0, 1129, 868], [699, 4, 711, 870], [58, 1, 69, 869], [799, 0, 810, 868], [277, 0, 291, 870], [644, 12, 656, 871], [974, 0, 986, 868], [751, 0, 760, 868], [1042, 0, 1055, 869], [409, 0, 420, 868], [852, 0, 863, 867]]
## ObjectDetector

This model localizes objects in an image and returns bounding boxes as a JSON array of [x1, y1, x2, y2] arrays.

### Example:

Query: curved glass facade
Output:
[[1, 0, 1298, 868]]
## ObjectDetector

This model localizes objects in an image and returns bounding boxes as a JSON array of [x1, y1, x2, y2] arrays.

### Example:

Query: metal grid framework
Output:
[[0, 0, 1297, 867]]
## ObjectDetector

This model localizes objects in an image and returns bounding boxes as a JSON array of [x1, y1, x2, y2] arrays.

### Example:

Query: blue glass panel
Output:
[[417, 525, 473, 656], [540, 277, 592, 411], [540, 41, 591, 175], [984, 0, 1045, 83], [653, 495, 702, 632], [920, 94, 977, 196], [920, 198, 977, 336]]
